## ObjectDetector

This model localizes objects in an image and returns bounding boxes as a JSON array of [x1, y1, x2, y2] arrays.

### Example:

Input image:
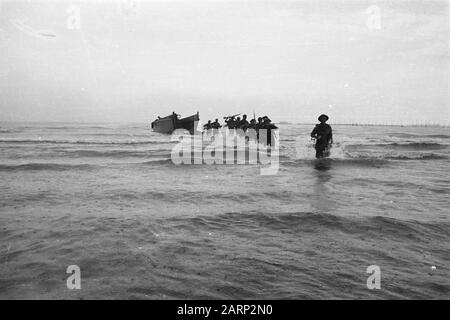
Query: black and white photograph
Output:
[[0, 0, 448, 304]]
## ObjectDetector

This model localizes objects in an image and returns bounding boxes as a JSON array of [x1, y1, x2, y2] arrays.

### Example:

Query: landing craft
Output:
[[151, 112, 199, 135]]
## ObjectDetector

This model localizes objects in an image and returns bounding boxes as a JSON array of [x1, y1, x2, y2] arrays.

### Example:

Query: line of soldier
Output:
[[203, 114, 278, 145], [203, 118, 222, 130], [203, 114, 278, 131]]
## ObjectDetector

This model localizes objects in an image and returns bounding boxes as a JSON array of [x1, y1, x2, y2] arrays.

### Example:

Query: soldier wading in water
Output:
[[310, 114, 333, 158]]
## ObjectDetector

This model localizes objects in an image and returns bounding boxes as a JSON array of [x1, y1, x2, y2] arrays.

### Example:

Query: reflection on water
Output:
[[313, 158, 332, 172], [311, 159, 335, 214]]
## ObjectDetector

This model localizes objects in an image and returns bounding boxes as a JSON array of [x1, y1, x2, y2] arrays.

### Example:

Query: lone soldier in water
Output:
[[311, 114, 333, 158]]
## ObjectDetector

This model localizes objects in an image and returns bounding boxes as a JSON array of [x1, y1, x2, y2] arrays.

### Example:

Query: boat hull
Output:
[[151, 116, 175, 134], [151, 112, 199, 134]]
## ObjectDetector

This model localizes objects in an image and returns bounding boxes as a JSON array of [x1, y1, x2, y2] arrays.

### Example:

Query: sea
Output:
[[0, 122, 449, 299]]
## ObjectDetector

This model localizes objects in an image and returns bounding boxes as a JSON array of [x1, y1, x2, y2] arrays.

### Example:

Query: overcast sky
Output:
[[0, 0, 448, 124]]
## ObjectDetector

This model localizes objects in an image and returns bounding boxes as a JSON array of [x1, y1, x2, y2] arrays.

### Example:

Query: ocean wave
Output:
[[165, 211, 450, 241], [57, 149, 171, 158], [423, 134, 450, 139], [35, 125, 112, 130], [0, 163, 98, 172], [280, 152, 448, 168], [0, 128, 21, 133], [346, 142, 448, 150], [389, 133, 450, 139], [384, 154, 448, 160], [281, 158, 389, 167], [138, 159, 176, 166], [77, 133, 153, 138], [0, 139, 166, 146], [345, 152, 448, 161]]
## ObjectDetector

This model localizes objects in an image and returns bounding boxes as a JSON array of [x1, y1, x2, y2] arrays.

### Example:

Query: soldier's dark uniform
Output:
[[311, 115, 333, 158]]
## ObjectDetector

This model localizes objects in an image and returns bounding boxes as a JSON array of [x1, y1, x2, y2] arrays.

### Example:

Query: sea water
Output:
[[0, 122, 448, 299]]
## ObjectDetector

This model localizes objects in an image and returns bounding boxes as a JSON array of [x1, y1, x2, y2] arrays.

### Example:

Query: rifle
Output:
[[223, 113, 241, 120]]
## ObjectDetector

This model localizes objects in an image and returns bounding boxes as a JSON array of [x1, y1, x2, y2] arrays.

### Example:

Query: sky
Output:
[[0, 0, 448, 124]]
